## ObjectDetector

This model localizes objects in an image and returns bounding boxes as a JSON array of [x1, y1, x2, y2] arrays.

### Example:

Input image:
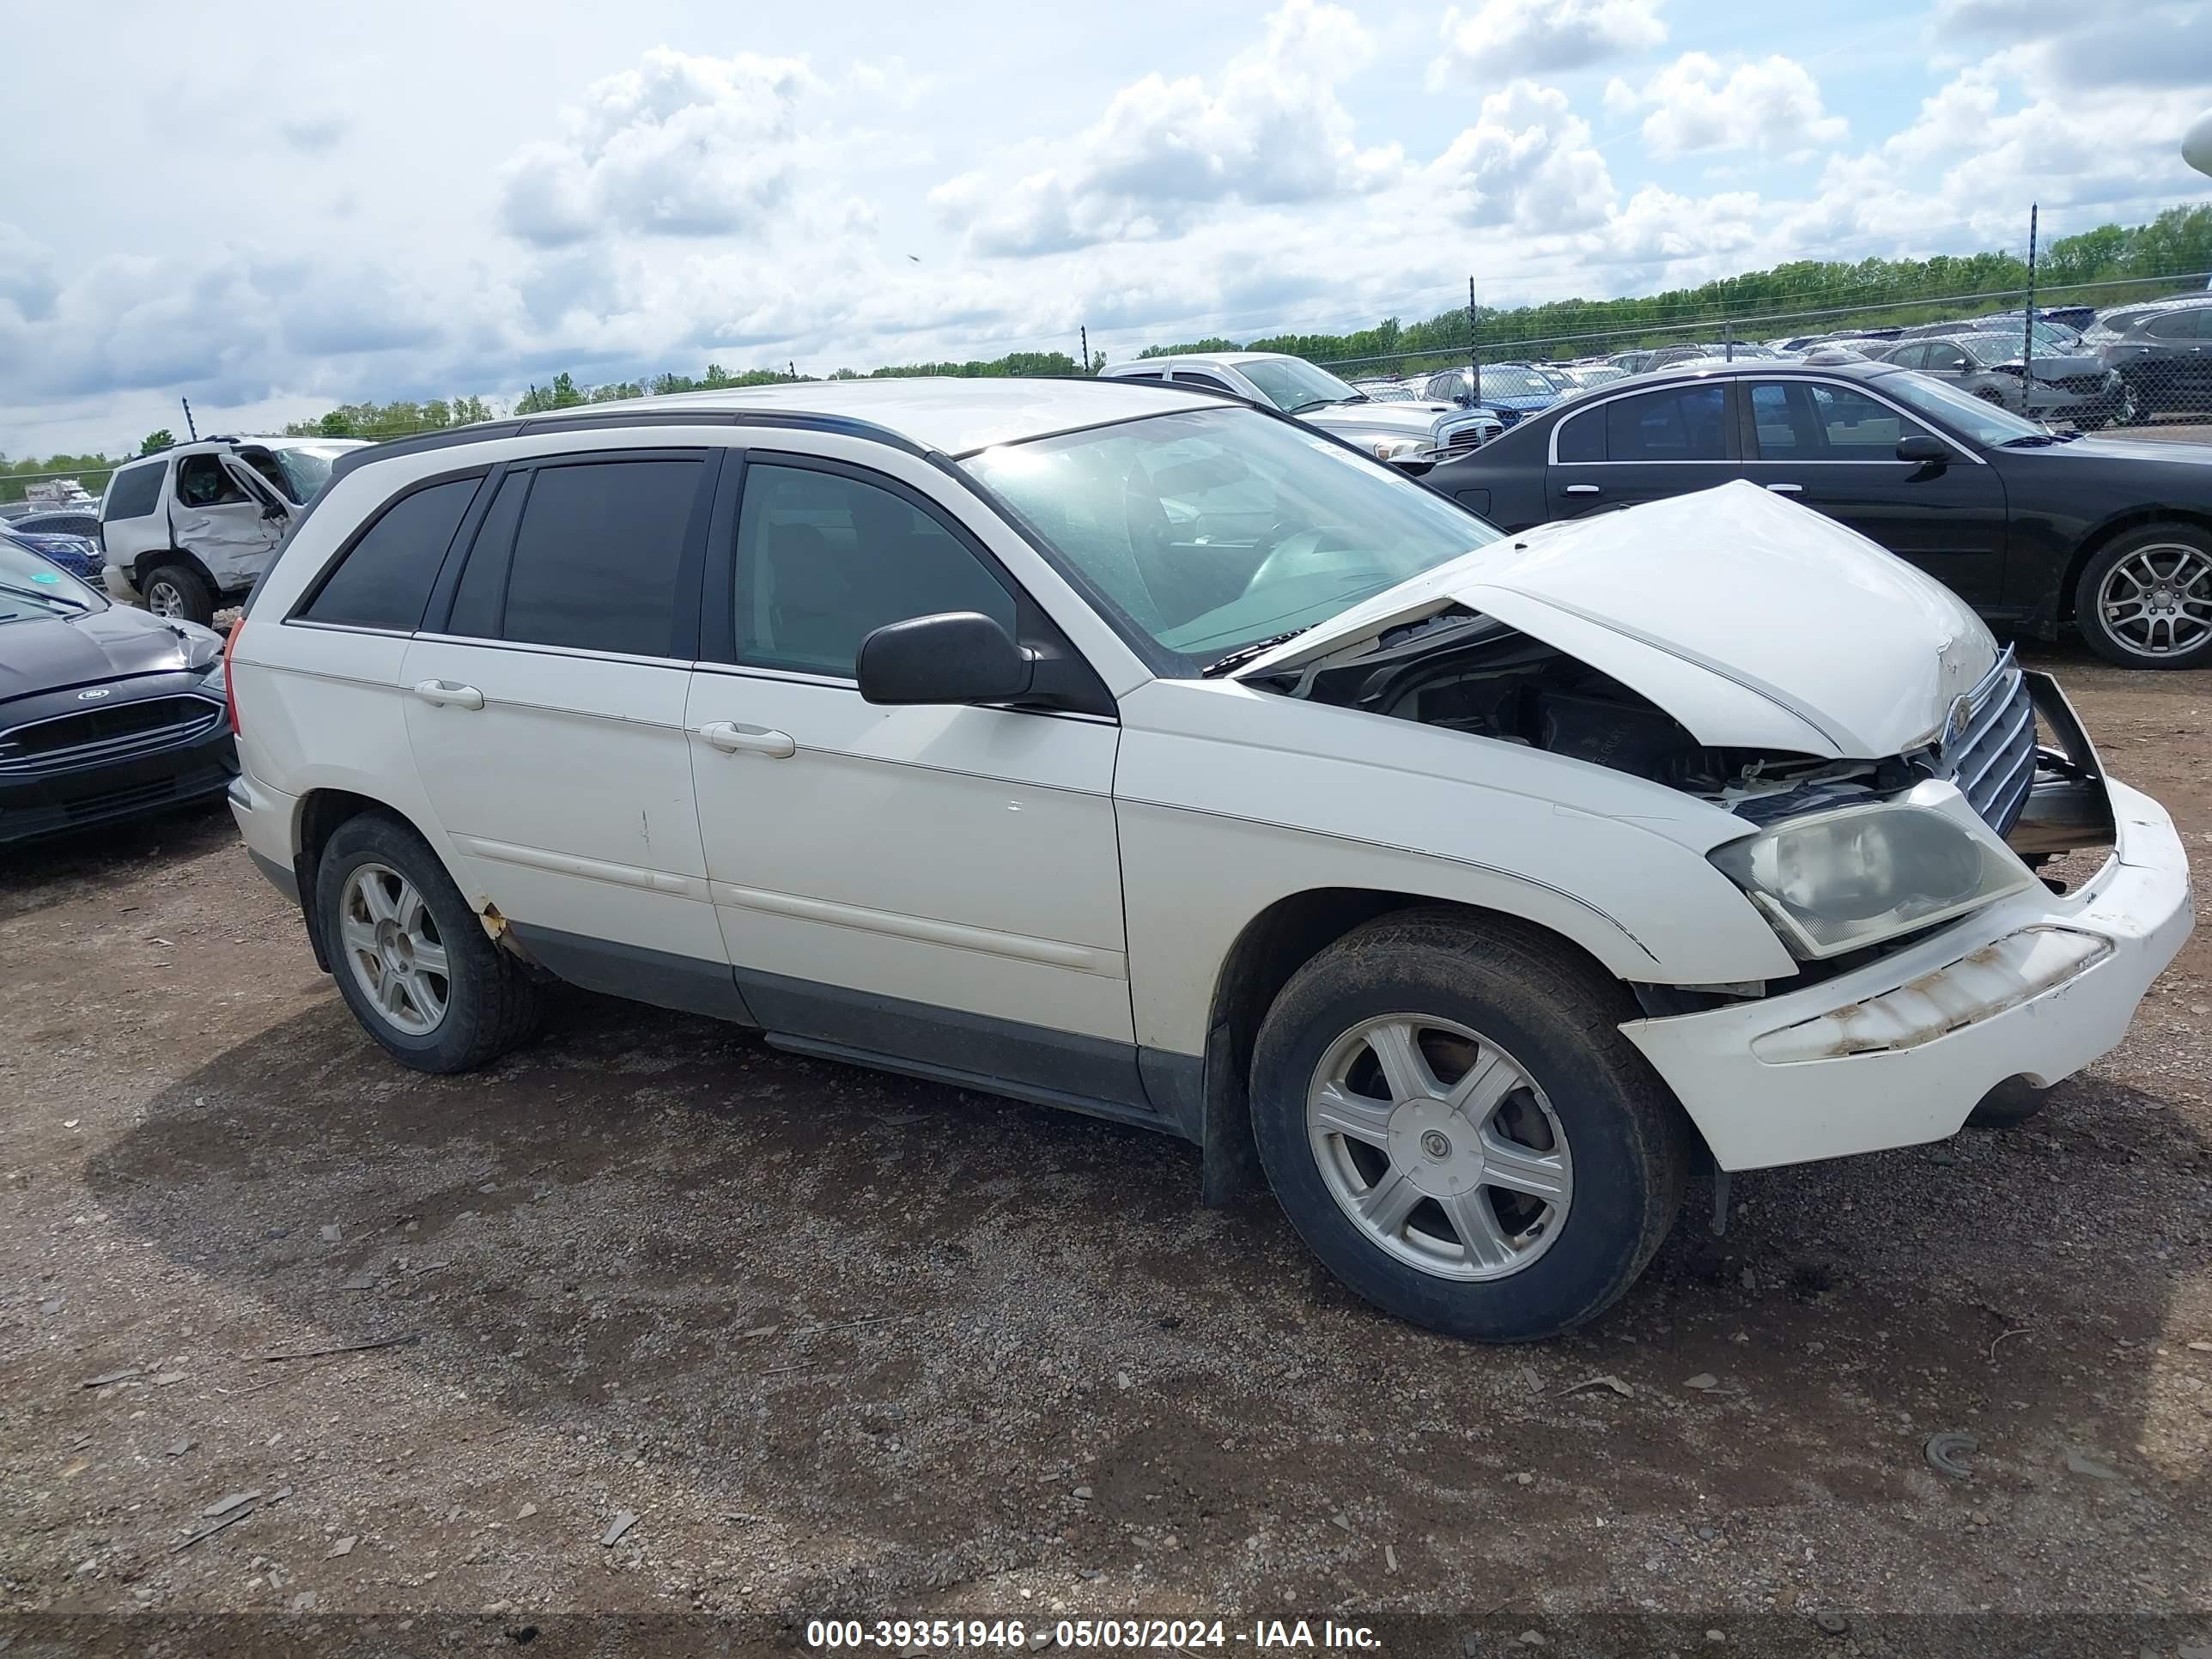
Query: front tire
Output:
[[1249, 910, 1690, 1342], [142, 562, 215, 626], [2074, 523, 2212, 669], [1964, 1077, 2051, 1129], [314, 813, 542, 1073]]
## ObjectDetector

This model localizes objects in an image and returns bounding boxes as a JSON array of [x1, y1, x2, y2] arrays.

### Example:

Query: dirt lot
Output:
[[3, 645, 2209, 1652]]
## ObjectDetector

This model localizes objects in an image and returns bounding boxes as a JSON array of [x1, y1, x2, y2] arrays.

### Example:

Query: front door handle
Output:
[[1765, 483, 1804, 494], [700, 720, 796, 758], [1563, 483, 1601, 495], [411, 678, 483, 710]]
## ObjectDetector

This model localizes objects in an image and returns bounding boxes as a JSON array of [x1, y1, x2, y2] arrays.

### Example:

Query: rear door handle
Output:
[[1765, 483, 1804, 494], [411, 678, 483, 710], [700, 720, 796, 758], [1563, 483, 1601, 495]]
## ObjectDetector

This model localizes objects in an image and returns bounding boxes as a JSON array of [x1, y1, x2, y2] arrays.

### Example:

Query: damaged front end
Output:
[[1249, 608, 2117, 874]]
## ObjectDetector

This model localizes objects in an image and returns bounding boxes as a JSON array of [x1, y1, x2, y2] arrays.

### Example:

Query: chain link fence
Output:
[[1313, 270, 2212, 439]]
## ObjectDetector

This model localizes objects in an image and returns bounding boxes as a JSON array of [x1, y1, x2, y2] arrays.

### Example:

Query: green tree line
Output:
[[6, 205, 2205, 497]]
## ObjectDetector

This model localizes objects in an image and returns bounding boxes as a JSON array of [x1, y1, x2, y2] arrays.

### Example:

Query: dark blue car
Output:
[[0, 526, 103, 583], [1420, 362, 1562, 429]]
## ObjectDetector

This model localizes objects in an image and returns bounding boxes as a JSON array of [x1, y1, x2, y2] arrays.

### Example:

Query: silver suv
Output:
[[99, 435, 366, 623], [1099, 353, 1501, 459]]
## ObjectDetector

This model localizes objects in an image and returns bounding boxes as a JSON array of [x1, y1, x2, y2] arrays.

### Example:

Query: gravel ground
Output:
[[3, 642, 2208, 1651]]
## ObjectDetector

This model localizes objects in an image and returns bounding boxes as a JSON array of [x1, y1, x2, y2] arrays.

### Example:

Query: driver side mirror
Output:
[[856, 611, 1034, 707], [1895, 434, 1949, 466]]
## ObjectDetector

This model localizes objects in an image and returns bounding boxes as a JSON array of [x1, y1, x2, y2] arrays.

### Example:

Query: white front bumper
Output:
[[1624, 778, 2193, 1171]]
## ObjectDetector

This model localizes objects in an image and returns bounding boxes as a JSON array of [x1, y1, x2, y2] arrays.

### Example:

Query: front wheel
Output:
[[2074, 524, 2212, 669], [314, 812, 542, 1072], [1249, 910, 1690, 1342]]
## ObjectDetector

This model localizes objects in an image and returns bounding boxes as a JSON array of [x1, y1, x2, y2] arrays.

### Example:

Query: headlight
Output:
[[1709, 786, 2035, 960], [1371, 436, 1428, 460]]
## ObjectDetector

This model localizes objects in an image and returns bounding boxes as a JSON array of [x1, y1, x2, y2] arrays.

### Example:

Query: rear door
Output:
[[1736, 377, 2009, 610], [1544, 380, 1737, 519], [400, 447, 730, 974]]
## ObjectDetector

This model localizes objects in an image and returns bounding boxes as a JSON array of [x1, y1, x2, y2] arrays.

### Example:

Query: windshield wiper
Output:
[[1200, 627, 1313, 677], [1285, 398, 1340, 416], [0, 581, 87, 611], [1999, 432, 2059, 447]]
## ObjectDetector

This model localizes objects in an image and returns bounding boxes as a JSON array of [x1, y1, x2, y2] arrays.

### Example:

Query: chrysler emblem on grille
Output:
[[76, 688, 112, 701]]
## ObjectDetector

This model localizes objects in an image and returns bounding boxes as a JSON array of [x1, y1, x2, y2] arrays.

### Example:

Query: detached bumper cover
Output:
[[1624, 777, 2192, 1170]]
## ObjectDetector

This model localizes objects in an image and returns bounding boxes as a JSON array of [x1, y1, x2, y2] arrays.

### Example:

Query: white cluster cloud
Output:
[[929, 0, 1399, 256], [1606, 52, 1846, 159], [498, 49, 820, 247], [1429, 82, 1616, 234], [1429, 0, 1666, 87]]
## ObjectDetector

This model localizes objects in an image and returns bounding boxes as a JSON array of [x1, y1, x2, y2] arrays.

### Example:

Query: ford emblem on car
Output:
[[76, 688, 112, 701]]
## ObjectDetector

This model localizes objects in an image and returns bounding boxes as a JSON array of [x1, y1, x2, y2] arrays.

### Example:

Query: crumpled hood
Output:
[[1237, 479, 1998, 761], [0, 605, 221, 706]]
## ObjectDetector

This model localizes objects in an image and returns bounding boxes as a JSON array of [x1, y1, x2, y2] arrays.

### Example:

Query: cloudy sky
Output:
[[3, 0, 2209, 458]]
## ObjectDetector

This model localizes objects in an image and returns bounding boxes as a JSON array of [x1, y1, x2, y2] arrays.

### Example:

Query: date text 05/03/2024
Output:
[[803, 1618, 1383, 1650]]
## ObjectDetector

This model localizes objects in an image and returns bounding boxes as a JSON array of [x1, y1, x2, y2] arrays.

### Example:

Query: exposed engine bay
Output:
[[1247, 607, 1917, 811]]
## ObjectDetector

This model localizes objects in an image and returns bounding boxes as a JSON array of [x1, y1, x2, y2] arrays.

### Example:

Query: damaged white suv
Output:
[[100, 434, 366, 624], [224, 380, 2191, 1340]]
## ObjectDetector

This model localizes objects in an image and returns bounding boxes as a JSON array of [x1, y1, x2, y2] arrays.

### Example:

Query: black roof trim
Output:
[[328, 408, 927, 484]]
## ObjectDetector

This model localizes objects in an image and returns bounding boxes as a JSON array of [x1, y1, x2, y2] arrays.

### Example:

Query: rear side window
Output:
[[1554, 407, 1603, 462], [103, 463, 164, 522], [499, 459, 705, 657], [1605, 386, 1728, 461], [300, 477, 482, 631]]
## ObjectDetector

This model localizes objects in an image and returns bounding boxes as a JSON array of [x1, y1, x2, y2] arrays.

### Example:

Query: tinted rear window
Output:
[[300, 477, 482, 631], [104, 463, 164, 522], [499, 459, 704, 657], [1606, 386, 1728, 461]]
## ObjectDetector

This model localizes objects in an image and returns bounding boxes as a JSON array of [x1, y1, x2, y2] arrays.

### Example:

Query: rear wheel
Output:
[[142, 562, 215, 626], [2074, 524, 2212, 669], [314, 813, 542, 1072], [1965, 1077, 2051, 1129], [1249, 910, 1689, 1341]]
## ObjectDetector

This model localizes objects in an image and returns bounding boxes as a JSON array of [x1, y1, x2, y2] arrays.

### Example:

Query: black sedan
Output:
[[1421, 359, 2212, 669], [0, 536, 237, 848]]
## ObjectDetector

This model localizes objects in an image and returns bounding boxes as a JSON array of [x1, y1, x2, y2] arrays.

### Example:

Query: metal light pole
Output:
[[2023, 203, 2038, 413]]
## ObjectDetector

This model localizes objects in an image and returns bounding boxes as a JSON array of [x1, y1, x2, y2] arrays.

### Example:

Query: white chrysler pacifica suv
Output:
[[224, 379, 2191, 1340]]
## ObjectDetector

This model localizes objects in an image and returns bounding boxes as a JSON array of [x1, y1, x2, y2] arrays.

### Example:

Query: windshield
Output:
[[1950, 335, 2014, 366], [1480, 366, 1555, 399], [1238, 358, 1363, 415], [268, 442, 353, 504], [963, 406, 1503, 665], [1878, 368, 2045, 445], [0, 533, 100, 618]]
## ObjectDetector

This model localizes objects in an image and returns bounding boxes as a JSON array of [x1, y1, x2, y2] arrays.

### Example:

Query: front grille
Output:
[[1447, 427, 1486, 451], [0, 695, 224, 776], [1932, 652, 2036, 836]]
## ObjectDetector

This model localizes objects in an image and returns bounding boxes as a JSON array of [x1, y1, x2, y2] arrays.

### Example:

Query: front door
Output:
[[400, 449, 730, 975], [1545, 380, 1737, 520], [684, 452, 1139, 1105], [1736, 378, 2010, 612], [170, 452, 283, 589]]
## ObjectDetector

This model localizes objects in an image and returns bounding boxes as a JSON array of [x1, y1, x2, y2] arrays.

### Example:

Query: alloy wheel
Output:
[[147, 581, 185, 618], [1307, 1014, 1571, 1281], [2096, 543, 2212, 659], [338, 862, 451, 1036]]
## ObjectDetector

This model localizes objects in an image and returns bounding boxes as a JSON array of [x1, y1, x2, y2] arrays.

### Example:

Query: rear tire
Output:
[[142, 562, 215, 626], [1965, 1077, 2051, 1129], [1249, 909, 1690, 1342], [314, 813, 541, 1073], [2073, 523, 2212, 669]]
